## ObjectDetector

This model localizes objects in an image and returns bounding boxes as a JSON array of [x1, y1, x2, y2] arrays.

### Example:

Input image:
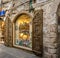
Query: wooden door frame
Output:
[[32, 9, 43, 56]]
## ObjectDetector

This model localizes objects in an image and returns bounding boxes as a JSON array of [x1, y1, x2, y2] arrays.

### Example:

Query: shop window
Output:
[[14, 14, 32, 49], [0, 18, 4, 43]]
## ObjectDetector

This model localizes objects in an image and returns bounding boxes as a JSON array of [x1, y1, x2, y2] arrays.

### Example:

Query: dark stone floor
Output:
[[0, 44, 41, 58]]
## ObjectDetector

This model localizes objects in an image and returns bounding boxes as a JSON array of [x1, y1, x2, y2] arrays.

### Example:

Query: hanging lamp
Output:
[[29, 0, 34, 12]]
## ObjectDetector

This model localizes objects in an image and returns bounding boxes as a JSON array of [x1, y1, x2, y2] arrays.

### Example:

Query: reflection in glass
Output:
[[15, 14, 32, 49]]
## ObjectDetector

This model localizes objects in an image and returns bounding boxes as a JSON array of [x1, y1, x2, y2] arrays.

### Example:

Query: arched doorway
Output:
[[0, 18, 4, 43], [13, 10, 43, 56], [13, 13, 32, 50]]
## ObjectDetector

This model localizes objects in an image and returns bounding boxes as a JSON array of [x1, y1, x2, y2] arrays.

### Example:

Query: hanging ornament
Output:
[[29, 0, 34, 12]]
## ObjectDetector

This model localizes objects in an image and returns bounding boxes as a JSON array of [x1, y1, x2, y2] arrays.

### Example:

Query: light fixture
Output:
[[29, 0, 34, 12]]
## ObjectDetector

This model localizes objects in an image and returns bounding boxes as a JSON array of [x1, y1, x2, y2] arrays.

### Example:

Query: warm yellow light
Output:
[[20, 33, 23, 36], [19, 33, 24, 39], [23, 35, 28, 40], [16, 14, 31, 25], [16, 14, 31, 41], [2, 22, 4, 27]]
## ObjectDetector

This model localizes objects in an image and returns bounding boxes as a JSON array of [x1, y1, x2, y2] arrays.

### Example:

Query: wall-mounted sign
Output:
[[0, 10, 5, 16]]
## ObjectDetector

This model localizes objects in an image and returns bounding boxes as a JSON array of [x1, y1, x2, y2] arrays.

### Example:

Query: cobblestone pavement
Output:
[[0, 44, 41, 58]]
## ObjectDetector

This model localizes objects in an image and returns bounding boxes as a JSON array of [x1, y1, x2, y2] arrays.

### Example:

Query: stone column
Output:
[[43, 2, 58, 58]]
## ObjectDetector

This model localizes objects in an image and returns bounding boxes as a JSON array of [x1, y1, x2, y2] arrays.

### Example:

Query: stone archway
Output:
[[13, 12, 33, 50]]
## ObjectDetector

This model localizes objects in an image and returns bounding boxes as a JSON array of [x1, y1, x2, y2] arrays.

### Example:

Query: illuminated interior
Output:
[[14, 14, 32, 49], [0, 19, 4, 43]]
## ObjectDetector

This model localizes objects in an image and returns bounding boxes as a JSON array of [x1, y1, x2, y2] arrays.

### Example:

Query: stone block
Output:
[[48, 48, 57, 54], [44, 52, 58, 58]]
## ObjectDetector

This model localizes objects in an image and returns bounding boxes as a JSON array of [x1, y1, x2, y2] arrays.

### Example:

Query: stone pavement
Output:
[[0, 44, 41, 58]]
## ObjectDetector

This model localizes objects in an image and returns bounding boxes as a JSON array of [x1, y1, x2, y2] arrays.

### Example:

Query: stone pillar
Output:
[[43, 2, 58, 58]]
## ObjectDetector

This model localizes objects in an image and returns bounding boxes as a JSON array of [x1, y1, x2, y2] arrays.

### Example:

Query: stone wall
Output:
[[3, 0, 60, 58], [43, 0, 60, 58]]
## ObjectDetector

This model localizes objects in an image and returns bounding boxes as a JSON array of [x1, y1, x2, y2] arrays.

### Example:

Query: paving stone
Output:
[[0, 52, 17, 58], [0, 44, 40, 58]]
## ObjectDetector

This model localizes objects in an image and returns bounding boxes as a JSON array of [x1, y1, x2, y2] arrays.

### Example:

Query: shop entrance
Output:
[[0, 18, 4, 44], [13, 10, 43, 56], [13, 13, 32, 50]]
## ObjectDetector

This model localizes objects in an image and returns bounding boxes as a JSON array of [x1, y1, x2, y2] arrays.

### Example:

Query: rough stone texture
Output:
[[43, 0, 60, 58], [3, 0, 60, 58], [0, 44, 40, 58]]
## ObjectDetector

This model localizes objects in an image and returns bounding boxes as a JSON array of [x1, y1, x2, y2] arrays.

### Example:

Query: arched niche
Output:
[[13, 12, 33, 50]]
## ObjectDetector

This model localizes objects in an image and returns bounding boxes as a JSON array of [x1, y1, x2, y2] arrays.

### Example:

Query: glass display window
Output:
[[0, 18, 4, 43], [13, 14, 32, 50]]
